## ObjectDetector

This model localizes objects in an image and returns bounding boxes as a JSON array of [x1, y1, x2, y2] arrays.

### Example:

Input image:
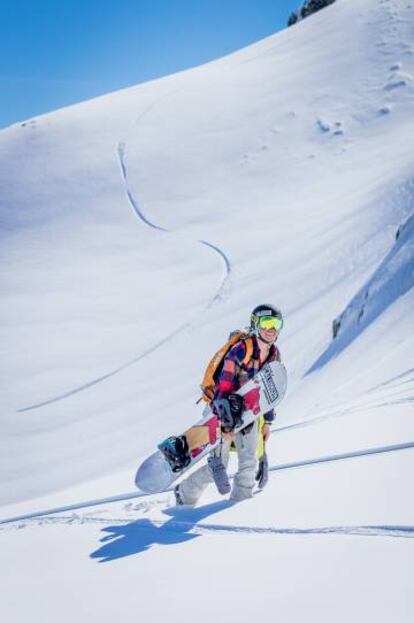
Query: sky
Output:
[[0, 0, 300, 129]]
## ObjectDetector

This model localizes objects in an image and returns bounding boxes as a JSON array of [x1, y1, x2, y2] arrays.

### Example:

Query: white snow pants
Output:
[[178, 422, 259, 505]]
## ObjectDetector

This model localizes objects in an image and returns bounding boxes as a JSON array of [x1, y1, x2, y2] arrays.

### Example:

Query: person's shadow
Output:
[[90, 499, 234, 563]]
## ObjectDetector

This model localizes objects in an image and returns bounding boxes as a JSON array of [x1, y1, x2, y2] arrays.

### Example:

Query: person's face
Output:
[[258, 327, 277, 343]]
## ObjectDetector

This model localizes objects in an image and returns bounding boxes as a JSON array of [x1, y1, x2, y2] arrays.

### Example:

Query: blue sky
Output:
[[1, 1, 300, 128]]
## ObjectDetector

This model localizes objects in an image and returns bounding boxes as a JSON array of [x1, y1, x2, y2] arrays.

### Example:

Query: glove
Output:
[[214, 393, 244, 432], [255, 452, 269, 489]]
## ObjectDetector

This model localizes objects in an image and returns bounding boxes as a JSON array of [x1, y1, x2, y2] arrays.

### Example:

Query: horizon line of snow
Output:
[[1, 439, 413, 526]]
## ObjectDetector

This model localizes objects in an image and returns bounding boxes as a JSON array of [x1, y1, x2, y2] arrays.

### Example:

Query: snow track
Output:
[[116, 139, 231, 303], [2, 439, 413, 527], [117, 141, 168, 232], [18, 105, 231, 414], [268, 440, 414, 473], [1, 513, 413, 540], [17, 321, 192, 412]]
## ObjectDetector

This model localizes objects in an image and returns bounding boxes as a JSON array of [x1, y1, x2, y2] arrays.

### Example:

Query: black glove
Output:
[[255, 452, 269, 489], [214, 393, 244, 432]]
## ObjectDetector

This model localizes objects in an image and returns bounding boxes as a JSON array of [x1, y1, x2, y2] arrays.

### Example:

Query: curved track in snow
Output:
[[117, 141, 231, 304], [1, 439, 413, 527], [18, 96, 231, 413], [117, 141, 168, 232]]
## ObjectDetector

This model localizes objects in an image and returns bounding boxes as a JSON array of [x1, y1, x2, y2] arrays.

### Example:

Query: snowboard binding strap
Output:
[[158, 436, 191, 472]]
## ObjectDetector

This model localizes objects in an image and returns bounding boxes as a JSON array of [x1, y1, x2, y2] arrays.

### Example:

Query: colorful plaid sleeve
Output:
[[213, 341, 246, 400]]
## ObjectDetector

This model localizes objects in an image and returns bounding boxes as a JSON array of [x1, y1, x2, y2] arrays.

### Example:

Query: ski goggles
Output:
[[258, 315, 283, 331]]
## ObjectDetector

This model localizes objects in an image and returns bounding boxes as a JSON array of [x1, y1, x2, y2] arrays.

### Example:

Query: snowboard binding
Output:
[[158, 435, 191, 472], [213, 393, 244, 432]]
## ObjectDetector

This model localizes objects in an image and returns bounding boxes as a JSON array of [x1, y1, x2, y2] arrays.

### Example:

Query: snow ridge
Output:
[[310, 211, 414, 373]]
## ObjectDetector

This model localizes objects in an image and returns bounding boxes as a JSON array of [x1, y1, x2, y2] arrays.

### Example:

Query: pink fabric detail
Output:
[[243, 387, 261, 415]]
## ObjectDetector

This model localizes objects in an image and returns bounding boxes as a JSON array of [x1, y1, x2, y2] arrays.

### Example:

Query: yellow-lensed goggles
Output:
[[258, 315, 283, 331]]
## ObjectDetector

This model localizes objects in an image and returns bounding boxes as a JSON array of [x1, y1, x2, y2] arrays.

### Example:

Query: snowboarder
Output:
[[175, 304, 284, 505]]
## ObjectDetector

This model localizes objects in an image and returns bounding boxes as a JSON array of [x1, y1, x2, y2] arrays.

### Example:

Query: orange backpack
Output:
[[199, 330, 254, 403]]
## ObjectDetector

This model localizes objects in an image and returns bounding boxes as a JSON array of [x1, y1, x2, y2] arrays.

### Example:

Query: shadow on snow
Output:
[[90, 499, 234, 563]]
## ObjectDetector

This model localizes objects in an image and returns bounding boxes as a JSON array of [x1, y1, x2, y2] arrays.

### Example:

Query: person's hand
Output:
[[222, 431, 236, 442], [262, 423, 271, 442]]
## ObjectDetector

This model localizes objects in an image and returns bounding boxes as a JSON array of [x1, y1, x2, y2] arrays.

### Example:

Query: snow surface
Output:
[[1, 0, 414, 620]]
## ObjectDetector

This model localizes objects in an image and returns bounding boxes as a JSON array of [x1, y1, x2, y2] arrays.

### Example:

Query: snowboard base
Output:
[[136, 449, 175, 493]]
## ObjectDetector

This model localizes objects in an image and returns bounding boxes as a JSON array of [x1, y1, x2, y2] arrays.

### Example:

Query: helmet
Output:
[[250, 304, 283, 332]]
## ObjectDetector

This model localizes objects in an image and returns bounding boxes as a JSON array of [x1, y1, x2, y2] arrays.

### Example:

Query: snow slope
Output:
[[1, 0, 413, 621]]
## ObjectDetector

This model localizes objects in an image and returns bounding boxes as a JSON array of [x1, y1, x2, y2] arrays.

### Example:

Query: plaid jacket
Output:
[[214, 334, 281, 423]]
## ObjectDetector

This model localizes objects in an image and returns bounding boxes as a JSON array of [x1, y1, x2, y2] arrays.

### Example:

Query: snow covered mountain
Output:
[[1, 0, 413, 621]]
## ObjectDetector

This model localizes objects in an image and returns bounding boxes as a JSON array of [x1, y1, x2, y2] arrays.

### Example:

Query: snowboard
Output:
[[135, 360, 287, 493]]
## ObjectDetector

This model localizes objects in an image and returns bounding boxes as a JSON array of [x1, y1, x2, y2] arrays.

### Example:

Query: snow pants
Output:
[[178, 421, 259, 505]]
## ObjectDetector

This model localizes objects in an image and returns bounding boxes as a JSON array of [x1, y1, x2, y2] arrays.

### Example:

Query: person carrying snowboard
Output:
[[175, 304, 283, 505]]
